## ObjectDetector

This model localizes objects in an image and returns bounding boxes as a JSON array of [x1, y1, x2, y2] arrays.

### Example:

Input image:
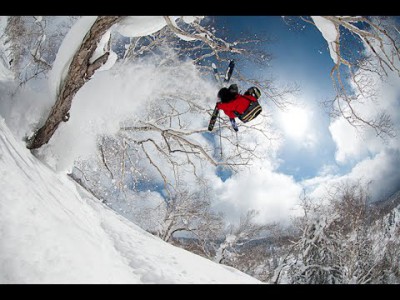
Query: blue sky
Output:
[[205, 16, 400, 208], [211, 16, 343, 181]]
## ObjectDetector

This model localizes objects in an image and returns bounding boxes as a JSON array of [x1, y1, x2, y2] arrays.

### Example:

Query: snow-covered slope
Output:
[[0, 118, 261, 284]]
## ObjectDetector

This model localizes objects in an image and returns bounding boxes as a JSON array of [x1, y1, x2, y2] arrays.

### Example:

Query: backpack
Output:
[[235, 96, 262, 123]]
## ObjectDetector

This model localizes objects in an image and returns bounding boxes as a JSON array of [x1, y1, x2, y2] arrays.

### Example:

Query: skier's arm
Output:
[[217, 103, 236, 119]]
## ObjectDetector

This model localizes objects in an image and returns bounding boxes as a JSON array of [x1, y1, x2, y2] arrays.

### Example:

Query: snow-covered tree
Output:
[[296, 16, 400, 138], [157, 188, 224, 244], [27, 16, 123, 149], [4, 16, 78, 85], [275, 181, 400, 284], [288, 214, 344, 284], [214, 210, 268, 264]]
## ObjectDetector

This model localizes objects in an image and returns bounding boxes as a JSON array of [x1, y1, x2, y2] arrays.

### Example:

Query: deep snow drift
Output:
[[0, 118, 261, 284]]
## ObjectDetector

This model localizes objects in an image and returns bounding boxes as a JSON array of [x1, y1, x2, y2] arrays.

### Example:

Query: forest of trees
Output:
[[1, 16, 399, 283]]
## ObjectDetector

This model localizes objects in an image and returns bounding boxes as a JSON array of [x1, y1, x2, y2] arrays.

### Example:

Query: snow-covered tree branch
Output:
[[27, 16, 123, 149], [276, 181, 400, 284], [302, 16, 399, 138]]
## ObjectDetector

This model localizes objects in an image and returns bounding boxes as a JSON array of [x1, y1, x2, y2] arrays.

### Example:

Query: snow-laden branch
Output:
[[27, 16, 123, 149], [120, 122, 247, 167], [163, 16, 244, 60], [307, 16, 399, 139], [311, 16, 339, 64]]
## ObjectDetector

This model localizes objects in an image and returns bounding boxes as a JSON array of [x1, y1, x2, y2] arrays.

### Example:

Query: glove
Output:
[[230, 118, 239, 132]]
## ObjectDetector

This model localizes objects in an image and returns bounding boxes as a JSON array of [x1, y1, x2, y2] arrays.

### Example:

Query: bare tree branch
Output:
[[303, 16, 399, 139]]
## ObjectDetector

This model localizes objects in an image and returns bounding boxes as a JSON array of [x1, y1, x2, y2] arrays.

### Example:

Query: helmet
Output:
[[245, 86, 261, 99], [228, 84, 238, 95], [218, 87, 235, 103]]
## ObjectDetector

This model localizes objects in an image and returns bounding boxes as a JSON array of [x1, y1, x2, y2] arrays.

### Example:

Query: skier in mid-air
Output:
[[215, 84, 262, 131]]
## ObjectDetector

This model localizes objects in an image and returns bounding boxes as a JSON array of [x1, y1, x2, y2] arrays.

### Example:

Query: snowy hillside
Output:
[[0, 118, 261, 284]]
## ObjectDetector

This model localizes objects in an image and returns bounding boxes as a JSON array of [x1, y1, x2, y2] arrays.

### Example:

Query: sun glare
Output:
[[280, 106, 310, 139]]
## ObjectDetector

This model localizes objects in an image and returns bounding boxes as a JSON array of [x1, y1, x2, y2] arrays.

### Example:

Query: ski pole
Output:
[[218, 115, 223, 158]]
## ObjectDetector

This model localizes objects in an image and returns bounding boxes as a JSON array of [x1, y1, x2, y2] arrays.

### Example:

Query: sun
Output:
[[279, 106, 310, 139]]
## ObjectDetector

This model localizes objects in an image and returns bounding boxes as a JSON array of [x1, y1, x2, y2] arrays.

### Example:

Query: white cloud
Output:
[[329, 117, 370, 164], [329, 49, 400, 165], [302, 149, 400, 203], [317, 163, 340, 177], [344, 149, 400, 201], [213, 164, 303, 225]]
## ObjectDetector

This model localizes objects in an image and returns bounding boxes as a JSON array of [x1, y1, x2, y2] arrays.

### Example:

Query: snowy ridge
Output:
[[0, 118, 261, 284]]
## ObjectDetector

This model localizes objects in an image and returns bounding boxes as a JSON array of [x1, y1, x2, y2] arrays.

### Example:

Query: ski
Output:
[[208, 105, 220, 131], [224, 60, 235, 82], [208, 60, 235, 131], [212, 62, 223, 87]]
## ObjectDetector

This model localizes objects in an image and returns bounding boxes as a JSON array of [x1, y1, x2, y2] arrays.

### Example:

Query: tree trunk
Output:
[[27, 16, 123, 150]]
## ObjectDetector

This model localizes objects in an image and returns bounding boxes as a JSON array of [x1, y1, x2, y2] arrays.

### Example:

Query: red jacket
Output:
[[217, 94, 258, 119]]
